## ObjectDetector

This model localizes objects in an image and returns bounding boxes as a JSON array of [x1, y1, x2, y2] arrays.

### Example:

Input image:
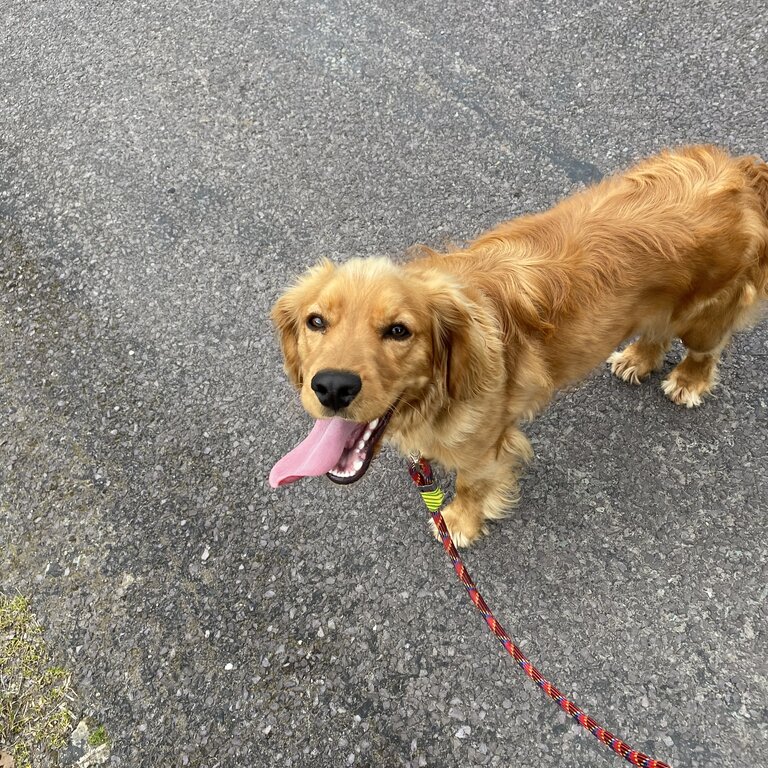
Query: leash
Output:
[[407, 455, 672, 768]]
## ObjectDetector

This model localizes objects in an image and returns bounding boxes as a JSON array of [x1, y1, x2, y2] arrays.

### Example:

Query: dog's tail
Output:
[[738, 154, 768, 297], [740, 154, 768, 218]]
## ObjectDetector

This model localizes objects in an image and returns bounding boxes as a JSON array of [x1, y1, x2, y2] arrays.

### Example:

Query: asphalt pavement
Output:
[[1, 1, 767, 766]]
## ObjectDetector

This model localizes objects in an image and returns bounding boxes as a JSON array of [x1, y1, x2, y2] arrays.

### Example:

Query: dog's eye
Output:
[[306, 314, 326, 331], [384, 323, 411, 340]]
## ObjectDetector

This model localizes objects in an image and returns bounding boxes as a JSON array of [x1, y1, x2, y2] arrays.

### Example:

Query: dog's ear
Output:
[[271, 260, 335, 388], [426, 277, 502, 402], [271, 291, 304, 388]]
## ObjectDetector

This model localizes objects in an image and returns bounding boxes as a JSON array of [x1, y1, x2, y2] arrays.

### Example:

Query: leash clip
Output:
[[407, 453, 436, 490], [407, 454, 446, 513]]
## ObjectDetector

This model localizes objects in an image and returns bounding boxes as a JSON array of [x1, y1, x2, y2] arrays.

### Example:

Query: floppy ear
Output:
[[270, 260, 336, 389], [271, 291, 304, 388], [427, 278, 502, 402]]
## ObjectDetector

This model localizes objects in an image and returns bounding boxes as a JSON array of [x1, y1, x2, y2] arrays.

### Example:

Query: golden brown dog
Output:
[[271, 145, 768, 546]]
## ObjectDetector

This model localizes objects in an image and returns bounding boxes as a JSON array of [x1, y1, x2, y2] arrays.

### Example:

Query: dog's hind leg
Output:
[[608, 335, 671, 385], [661, 347, 724, 407]]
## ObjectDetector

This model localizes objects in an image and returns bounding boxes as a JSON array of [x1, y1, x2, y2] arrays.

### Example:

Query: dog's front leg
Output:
[[433, 428, 531, 547]]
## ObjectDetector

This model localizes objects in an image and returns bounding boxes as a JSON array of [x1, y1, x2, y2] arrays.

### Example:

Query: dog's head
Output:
[[270, 257, 500, 485]]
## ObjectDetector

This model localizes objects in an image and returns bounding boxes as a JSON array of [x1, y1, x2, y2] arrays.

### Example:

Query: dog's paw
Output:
[[608, 347, 655, 385], [661, 376, 708, 407], [430, 502, 486, 548], [662, 354, 717, 408]]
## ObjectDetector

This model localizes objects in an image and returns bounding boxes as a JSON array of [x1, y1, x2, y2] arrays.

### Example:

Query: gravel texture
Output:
[[1, 1, 767, 766]]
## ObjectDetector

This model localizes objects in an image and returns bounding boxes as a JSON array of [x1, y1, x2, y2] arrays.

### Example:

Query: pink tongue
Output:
[[269, 417, 364, 488]]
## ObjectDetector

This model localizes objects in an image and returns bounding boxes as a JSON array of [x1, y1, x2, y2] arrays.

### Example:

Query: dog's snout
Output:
[[311, 370, 362, 411]]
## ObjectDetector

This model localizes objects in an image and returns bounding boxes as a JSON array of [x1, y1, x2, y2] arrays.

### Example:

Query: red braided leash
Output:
[[408, 455, 672, 768]]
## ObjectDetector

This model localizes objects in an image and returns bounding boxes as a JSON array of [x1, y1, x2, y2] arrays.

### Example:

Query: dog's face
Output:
[[272, 257, 495, 428]]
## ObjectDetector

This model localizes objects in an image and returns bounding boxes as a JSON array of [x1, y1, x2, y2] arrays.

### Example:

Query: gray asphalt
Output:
[[1, 1, 767, 766]]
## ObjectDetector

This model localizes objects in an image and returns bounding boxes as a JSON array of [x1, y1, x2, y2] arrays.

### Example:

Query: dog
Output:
[[269, 145, 768, 546]]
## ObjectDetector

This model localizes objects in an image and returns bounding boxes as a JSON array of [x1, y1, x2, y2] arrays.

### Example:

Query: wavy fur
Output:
[[273, 145, 768, 545]]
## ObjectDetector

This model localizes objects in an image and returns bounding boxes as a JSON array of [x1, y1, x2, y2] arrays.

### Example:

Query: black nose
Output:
[[311, 370, 362, 411]]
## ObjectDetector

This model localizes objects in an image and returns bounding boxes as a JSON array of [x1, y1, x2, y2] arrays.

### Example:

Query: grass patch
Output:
[[0, 594, 76, 768], [86, 724, 109, 748]]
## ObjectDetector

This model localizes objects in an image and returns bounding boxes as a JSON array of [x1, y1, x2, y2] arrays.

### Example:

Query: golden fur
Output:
[[273, 145, 768, 545]]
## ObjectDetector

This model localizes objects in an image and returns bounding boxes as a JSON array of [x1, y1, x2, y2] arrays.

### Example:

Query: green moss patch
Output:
[[0, 594, 76, 768], [86, 724, 109, 749]]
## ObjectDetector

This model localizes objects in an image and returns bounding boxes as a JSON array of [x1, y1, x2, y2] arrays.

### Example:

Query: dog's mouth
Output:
[[268, 407, 393, 488], [325, 409, 392, 484]]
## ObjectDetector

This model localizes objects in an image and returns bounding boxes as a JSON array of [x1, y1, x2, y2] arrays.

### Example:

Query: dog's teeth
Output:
[[357, 440, 366, 450], [362, 429, 372, 441], [368, 418, 379, 429], [353, 460, 363, 471]]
